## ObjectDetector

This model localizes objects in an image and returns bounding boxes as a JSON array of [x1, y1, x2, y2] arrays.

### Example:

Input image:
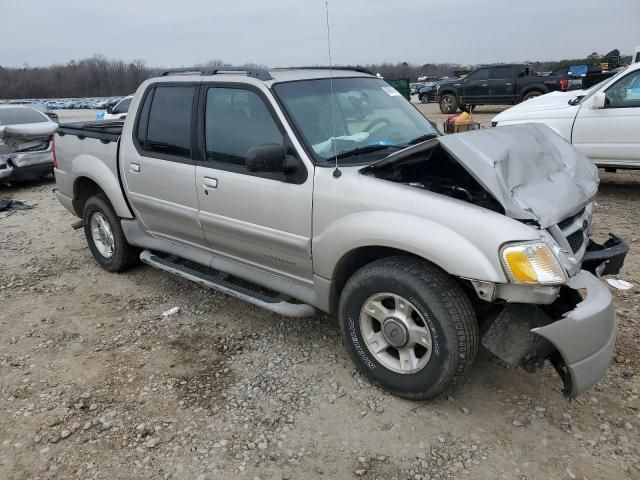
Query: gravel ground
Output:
[[0, 108, 639, 480]]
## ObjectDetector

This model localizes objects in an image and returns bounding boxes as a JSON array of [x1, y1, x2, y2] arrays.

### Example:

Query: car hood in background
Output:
[[0, 122, 58, 137], [493, 90, 583, 120], [366, 124, 598, 228]]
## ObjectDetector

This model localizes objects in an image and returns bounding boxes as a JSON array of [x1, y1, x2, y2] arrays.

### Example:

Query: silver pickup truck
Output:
[[53, 67, 628, 400]]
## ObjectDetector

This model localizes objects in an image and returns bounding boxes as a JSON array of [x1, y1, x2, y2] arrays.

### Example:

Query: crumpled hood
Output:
[[437, 123, 598, 228]]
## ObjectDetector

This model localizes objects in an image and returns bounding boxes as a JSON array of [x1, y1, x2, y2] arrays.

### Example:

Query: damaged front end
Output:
[[0, 122, 58, 182], [360, 123, 629, 396]]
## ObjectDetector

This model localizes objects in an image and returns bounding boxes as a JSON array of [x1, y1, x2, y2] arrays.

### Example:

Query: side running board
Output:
[[140, 250, 315, 318]]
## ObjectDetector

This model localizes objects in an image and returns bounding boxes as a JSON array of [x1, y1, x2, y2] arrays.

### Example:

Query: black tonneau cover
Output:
[[57, 121, 124, 143]]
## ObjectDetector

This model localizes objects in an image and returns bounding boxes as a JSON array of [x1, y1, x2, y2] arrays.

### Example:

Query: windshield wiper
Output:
[[332, 144, 404, 160], [406, 133, 439, 145]]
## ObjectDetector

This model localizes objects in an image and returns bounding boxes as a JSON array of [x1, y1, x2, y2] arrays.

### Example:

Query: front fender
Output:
[[313, 211, 508, 283], [71, 154, 133, 218]]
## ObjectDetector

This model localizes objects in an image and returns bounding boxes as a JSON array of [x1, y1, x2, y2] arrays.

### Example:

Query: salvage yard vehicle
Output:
[[436, 63, 579, 113], [493, 62, 640, 170], [54, 67, 628, 400], [0, 105, 58, 182]]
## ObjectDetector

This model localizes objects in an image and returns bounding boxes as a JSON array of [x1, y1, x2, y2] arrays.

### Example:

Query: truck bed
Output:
[[54, 120, 127, 217], [57, 120, 124, 143]]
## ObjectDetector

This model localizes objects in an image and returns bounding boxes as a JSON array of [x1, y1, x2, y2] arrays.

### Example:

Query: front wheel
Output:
[[439, 94, 458, 114], [419, 94, 429, 104], [83, 195, 140, 272], [338, 256, 478, 400]]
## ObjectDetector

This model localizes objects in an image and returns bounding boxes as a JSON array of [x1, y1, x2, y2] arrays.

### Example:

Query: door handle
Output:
[[505, 82, 512, 86], [482, 84, 488, 87], [130, 163, 140, 173], [203, 177, 218, 189]]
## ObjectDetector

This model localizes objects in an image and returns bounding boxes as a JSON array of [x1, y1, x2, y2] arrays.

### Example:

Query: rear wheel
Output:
[[522, 90, 543, 102], [83, 195, 139, 272], [338, 256, 479, 400], [439, 94, 458, 114], [458, 104, 476, 113]]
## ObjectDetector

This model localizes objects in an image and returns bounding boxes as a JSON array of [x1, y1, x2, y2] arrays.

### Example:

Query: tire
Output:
[[419, 94, 428, 104], [439, 94, 458, 114], [82, 195, 139, 272], [521, 90, 543, 102], [338, 256, 478, 400]]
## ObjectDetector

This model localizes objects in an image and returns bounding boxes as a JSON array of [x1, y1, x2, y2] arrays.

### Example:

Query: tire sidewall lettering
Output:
[[409, 296, 440, 357], [347, 316, 376, 370]]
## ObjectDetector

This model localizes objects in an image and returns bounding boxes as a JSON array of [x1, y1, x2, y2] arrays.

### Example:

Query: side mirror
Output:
[[246, 144, 286, 173], [106, 105, 114, 114], [590, 91, 606, 109]]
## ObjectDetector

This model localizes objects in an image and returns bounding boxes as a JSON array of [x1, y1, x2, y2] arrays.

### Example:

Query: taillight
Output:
[[52, 135, 59, 169], [559, 79, 569, 91]]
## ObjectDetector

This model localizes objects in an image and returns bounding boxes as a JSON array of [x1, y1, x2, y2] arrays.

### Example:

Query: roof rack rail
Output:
[[157, 67, 273, 81], [272, 66, 375, 76]]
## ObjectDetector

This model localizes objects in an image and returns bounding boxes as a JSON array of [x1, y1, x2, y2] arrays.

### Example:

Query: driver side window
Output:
[[605, 70, 640, 108], [467, 68, 489, 81], [205, 87, 284, 167]]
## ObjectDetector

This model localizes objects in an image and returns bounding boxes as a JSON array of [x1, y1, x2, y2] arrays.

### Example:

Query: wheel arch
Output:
[[519, 84, 548, 101], [71, 166, 133, 219], [438, 89, 459, 100], [318, 212, 508, 313]]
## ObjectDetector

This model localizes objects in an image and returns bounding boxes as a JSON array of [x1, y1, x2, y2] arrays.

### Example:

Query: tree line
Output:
[[0, 56, 150, 100], [0, 50, 632, 100]]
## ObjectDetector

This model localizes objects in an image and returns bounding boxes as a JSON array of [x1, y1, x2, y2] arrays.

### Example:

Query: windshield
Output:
[[273, 77, 439, 164]]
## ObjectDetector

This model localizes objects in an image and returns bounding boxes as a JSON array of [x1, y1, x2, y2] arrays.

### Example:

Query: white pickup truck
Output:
[[493, 62, 640, 170]]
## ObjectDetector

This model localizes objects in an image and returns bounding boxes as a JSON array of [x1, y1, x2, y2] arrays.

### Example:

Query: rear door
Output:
[[121, 83, 207, 247], [462, 68, 490, 104], [572, 68, 640, 167], [488, 66, 515, 103], [194, 84, 314, 284]]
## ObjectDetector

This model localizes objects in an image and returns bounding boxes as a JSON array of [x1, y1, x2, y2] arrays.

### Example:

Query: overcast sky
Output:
[[2, 0, 639, 68]]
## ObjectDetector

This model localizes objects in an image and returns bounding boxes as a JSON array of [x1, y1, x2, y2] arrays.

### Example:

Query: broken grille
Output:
[[566, 230, 585, 253]]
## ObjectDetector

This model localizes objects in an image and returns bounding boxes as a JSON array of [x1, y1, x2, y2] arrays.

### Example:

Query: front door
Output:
[[121, 83, 207, 247], [572, 68, 640, 167], [195, 85, 314, 284]]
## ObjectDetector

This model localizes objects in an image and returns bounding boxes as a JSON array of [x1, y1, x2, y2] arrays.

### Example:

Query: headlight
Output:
[[501, 242, 567, 285]]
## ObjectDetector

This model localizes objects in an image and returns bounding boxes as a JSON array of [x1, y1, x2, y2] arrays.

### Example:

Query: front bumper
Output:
[[533, 270, 616, 396], [480, 234, 628, 397]]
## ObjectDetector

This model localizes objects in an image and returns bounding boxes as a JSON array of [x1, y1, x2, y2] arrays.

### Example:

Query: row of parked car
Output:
[[42, 97, 127, 110]]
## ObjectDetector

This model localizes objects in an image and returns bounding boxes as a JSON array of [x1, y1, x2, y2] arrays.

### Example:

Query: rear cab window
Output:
[[136, 85, 195, 159]]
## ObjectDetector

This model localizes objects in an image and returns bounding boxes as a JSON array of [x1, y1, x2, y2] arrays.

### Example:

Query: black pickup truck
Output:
[[435, 64, 576, 113]]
